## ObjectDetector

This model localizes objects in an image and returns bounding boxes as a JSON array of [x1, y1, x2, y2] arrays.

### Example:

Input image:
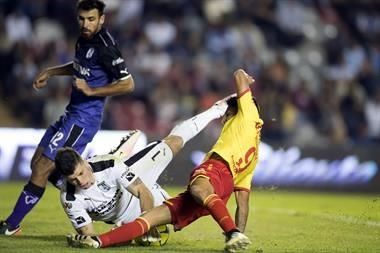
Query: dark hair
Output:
[[226, 96, 238, 115], [77, 0, 106, 16], [226, 95, 260, 116], [55, 147, 82, 176]]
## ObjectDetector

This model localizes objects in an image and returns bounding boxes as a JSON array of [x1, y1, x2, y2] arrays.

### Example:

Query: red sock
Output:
[[204, 194, 237, 233], [99, 217, 150, 248]]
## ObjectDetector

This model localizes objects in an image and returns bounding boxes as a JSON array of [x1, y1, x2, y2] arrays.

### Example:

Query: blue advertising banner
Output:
[[1, 129, 379, 192], [190, 142, 378, 189], [159, 136, 380, 192]]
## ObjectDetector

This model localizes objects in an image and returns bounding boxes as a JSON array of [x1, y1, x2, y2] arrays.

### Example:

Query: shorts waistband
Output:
[[207, 155, 232, 176]]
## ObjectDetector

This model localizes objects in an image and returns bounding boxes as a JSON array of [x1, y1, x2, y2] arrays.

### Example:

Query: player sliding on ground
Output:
[[56, 96, 231, 244], [67, 69, 264, 252]]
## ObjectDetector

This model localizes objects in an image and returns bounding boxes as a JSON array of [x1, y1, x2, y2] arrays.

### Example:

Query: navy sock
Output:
[[6, 182, 45, 228]]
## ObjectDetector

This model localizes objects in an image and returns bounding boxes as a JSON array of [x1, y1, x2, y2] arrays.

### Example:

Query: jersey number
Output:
[[49, 131, 64, 153], [234, 147, 256, 173]]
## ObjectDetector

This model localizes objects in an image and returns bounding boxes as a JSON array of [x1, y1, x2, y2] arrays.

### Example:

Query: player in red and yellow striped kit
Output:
[[67, 69, 263, 253]]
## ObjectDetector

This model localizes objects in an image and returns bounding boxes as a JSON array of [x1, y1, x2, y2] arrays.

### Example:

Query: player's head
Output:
[[222, 96, 260, 125], [77, 0, 106, 39], [55, 147, 95, 189]]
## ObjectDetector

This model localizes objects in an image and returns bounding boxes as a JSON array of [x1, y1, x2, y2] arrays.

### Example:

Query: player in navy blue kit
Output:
[[0, 0, 134, 236]]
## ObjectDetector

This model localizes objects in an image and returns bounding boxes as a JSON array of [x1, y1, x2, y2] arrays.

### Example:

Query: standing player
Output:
[[66, 69, 264, 252], [56, 98, 229, 240], [0, 0, 134, 235]]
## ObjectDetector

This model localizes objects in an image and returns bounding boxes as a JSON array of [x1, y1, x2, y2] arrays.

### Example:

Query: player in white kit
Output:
[[56, 96, 232, 240]]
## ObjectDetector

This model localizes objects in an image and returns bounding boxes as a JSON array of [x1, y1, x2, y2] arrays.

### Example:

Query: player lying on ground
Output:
[[66, 69, 264, 252], [56, 97, 230, 244]]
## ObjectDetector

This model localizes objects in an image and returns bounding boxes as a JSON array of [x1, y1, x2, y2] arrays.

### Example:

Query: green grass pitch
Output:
[[0, 182, 379, 253]]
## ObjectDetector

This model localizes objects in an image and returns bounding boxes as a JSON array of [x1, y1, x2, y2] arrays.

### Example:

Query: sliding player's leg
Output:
[[67, 204, 172, 248]]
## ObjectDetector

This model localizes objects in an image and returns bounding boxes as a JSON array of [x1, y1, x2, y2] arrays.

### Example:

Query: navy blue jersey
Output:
[[68, 28, 130, 124]]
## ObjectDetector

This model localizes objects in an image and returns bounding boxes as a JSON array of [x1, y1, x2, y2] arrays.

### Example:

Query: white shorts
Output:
[[125, 141, 173, 188], [113, 141, 173, 225]]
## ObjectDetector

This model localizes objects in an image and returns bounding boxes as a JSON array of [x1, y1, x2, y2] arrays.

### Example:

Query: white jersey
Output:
[[60, 141, 173, 229]]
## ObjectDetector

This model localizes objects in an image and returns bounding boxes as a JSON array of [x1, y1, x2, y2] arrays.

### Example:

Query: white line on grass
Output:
[[256, 207, 380, 228]]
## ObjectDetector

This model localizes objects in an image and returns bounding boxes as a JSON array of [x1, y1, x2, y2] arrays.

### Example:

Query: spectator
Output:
[[0, 0, 380, 149]]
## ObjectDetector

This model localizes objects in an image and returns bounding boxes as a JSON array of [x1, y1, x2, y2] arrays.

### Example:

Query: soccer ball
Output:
[[135, 225, 170, 246]]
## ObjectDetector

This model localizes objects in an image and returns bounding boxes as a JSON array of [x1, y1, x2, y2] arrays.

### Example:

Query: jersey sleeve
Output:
[[60, 192, 92, 229], [98, 44, 130, 81], [237, 89, 261, 122], [114, 160, 138, 189]]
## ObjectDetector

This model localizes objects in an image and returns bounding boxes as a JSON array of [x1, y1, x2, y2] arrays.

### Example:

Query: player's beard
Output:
[[80, 25, 100, 39], [81, 29, 94, 39]]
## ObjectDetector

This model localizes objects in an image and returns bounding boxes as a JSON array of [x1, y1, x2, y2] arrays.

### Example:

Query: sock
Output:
[[203, 194, 237, 233], [169, 106, 222, 145], [225, 228, 241, 239], [6, 182, 45, 228], [99, 217, 150, 248]]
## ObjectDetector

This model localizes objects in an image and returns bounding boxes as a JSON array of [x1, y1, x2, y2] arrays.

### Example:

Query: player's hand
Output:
[[212, 93, 237, 118], [233, 69, 254, 86], [33, 71, 50, 90], [73, 78, 93, 96]]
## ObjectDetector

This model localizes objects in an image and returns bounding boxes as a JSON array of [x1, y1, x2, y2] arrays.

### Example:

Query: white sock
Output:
[[169, 106, 222, 145]]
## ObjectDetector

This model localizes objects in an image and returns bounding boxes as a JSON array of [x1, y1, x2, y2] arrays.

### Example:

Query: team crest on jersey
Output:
[[86, 47, 95, 58], [97, 181, 111, 192]]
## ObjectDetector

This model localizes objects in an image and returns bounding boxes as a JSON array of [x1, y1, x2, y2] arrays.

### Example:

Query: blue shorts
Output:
[[38, 114, 100, 161]]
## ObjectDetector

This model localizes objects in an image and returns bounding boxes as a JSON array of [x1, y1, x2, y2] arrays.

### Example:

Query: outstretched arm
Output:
[[33, 62, 74, 90], [233, 69, 254, 96], [234, 190, 250, 232]]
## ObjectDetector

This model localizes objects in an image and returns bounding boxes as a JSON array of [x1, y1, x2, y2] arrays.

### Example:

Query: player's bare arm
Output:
[[74, 76, 134, 97], [126, 177, 154, 213], [76, 222, 96, 236], [33, 62, 74, 90], [234, 190, 250, 232], [233, 69, 254, 96]]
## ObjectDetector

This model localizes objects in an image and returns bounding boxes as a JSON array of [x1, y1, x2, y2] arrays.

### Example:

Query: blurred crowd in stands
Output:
[[0, 0, 379, 147]]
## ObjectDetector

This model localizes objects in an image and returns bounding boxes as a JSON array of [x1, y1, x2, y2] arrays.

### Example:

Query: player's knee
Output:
[[31, 165, 49, 181], [30, 147, 44, 168], [190, 177, 215, 203], [190, 184, 208, 204], [163, 135, 184, 156], [189, 184, 200, 199]]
